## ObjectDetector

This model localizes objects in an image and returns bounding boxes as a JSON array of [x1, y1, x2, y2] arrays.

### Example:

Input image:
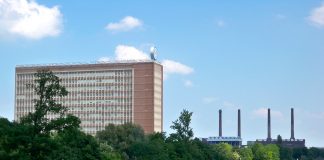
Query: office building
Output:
[[15, 60, 163, 135]]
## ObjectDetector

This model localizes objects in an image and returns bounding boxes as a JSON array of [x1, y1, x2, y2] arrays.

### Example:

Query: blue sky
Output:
[[1, 0, 324, 147]]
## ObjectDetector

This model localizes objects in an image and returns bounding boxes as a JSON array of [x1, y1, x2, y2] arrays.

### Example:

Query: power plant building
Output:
[[201, 109, 242, 147], [248, 108, 305, 148], [15, 60, 163, 135]]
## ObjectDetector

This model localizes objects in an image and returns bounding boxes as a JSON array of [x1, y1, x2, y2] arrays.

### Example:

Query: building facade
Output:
[[15, 60, 163, 135], [248, 108, 305, 148], [201, 137, 242, 147], [201, 109, 242, 147]]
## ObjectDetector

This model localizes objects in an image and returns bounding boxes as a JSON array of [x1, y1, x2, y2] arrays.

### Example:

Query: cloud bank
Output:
[[98, 45, 194, 81], [106, 16, 142, 32], [308, 3, 324, 27], [161, 60, 194, 75], [0, 0, 62, 39], [115, 45, 149, 60]]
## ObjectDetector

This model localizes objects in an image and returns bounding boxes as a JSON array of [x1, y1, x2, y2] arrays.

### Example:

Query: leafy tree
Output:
[[0, 118, 33, 159], [99, 142, 123, 160], [191, 138, 216, 160], [21, 70, 80, 135], [265, 144, 280, 160], [212, 143, 237, 160], [169, 109, 193, 142], [277, 134, 283, 145], [238, 147, 253, 160], [279, 146, 293, 160], [308, 147, 321, 159], [252, 143, 280, 160], [166, 109, 216, 160], [126, 132, 169, 160], [96, 123, 145, 158], [50, 128, 102, 160], [292, 147, 308, 159], [16, 70, 81, 159]]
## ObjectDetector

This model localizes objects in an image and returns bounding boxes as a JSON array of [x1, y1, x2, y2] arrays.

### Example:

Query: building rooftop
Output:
[[205, 136, 242, 142], [16, 60, 161, 68], [256, 139, 305, 142]]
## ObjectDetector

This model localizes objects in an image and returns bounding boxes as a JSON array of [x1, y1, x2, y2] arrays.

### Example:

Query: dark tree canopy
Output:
[[1, 71, 324, 160], [21, 70, 80, 135], [169, 109, 194, 142]]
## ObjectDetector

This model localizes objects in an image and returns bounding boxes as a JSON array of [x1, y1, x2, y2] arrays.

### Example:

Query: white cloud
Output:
[[161, 59, 194, 75], [253, 108, 283, 119], [98, 45, 194, 79], [115, 45, 149, 60], [106, 16, 142, 32], [184, 80, 193, 87], [202, 97, 219, 104], [308, 3, 324, 27], [0, 0, 62, 39]]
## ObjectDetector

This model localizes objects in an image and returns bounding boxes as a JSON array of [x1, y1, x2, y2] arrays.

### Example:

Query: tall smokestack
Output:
[[238, 109, 241, 138], [291, 108, 295, 140], [267, 108, 271, 141], [219, 109, 222, 137]]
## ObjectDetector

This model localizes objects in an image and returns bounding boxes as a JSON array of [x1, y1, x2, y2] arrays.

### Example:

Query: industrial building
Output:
[[247, 108, 305, 148], [201, 109, 242, 147], [15, 60, 163, 135]]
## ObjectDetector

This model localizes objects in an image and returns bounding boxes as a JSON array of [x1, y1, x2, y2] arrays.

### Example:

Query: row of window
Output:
[[16, 70, 132, 79]]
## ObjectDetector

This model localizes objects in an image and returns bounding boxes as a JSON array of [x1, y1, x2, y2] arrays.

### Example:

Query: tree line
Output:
[[0, 70, 323, 160]]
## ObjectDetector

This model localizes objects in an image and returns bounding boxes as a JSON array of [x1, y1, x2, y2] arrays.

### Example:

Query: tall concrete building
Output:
[[15, 60, 163, 135]]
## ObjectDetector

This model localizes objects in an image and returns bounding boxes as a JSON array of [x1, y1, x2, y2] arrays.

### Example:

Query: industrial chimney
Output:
[[267, 108, 271, 141], [238, 109, 241, 138], [291, 108, 295, 140], [219, 109, 222, 137]]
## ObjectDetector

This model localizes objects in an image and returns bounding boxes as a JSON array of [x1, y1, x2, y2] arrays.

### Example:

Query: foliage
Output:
[[238, 147, 254, 160], [0, 70, 98, 160], [279, 146, 293, 160], [277, 134, 283, 145], [252, 143, 280, 160], [2, 70, 324, 159], [96, 123, 145, 159], [21, 70, 80, 135], [169, 109, 193, 142], [99, 142, 123, 160], [50, 128, 102, 160]]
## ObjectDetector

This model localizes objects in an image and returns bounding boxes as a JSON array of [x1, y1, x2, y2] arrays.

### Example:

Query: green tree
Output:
[[21, 70, 80, 135], [50, 128, 102, 160], [252, 143, 280, 160], [238, 147, 253, 160], [99, 142, 123, 160], [265, 144, 280, 160], [169, 109, 193, 142], [125, 132, 169, 160], [18, 70, 81, 159], [212, 143, 237, 160], [277, 135, 283, 145], [279, 146, 293, 160], [0, 117, 33, 159], [308, 147, 321, 159], [96, 123, 145, 158]]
